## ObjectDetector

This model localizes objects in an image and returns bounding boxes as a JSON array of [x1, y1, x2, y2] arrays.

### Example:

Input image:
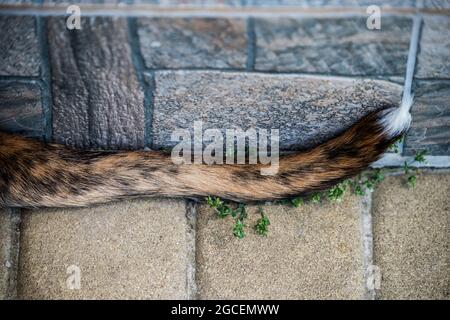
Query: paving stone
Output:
[[416, 16, 450, 79], [246, 0, 415, 7], [0, 82, 44, 139], [0, 209, 21, 300], [17, 199, 190, 299], [196, 196, 366, 299], [48, 16, 145, 150], [372, 173, 450, 299], [137, 18, 247, 69], [137, 0, 242, 6], [152, 71, 402, 150], [423, 0, 450, 9], [404, 81, 450, 156], [0, 16, 40, 76], [254, 16, 412, 76]]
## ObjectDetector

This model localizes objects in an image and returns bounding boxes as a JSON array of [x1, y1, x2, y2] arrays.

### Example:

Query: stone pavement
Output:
[[0, 1, 449, 299]]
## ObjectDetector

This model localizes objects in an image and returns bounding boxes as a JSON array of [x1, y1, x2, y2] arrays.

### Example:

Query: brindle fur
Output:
[[0, 107, 403, 208]]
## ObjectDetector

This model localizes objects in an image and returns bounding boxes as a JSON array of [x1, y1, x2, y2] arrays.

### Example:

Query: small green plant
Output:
[[255, 207, 270, 236], [310, 193, 322, 204], [327, 181, 348, 203], [233, 219, 246, 239], [403, 150, 427, 188], [290, 197, 304, 207]]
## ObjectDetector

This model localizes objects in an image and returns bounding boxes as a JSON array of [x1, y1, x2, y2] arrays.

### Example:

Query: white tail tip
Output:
[[378, 99, 413, 138]]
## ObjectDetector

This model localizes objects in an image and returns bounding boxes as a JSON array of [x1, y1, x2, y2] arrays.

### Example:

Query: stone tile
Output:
[[423, 0, 450, 9], [0, 82, 44, 139], [152, 71, 402, 150], [137, 18, 247, 69], [416, 16, 450, 79], [17, 199, 190, 299], [141, 0, 242, 6], [254, 16, 412, 76], [372, 173, 450, 299], [246, 0, 415, 7], [0, 209, 21, 300], [0, 16, 40, 76], [196, 196, 366, 299], [404, 81, 450, 156], [48, 17, 145, 150]]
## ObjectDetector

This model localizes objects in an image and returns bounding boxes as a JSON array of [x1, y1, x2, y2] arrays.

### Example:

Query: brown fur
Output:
[[0, 107, 403, 208]]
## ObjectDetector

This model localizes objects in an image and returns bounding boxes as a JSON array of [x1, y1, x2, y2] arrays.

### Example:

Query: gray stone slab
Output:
[[404, 81, 450, 156], [17, 199, 190, 299], [423, 0, 450, 9], [246, 0, 415, 7], [372, 173, 450, 299], [151, 71, 402, 150], [0, 82, 44, 138], [416, 16, 450, 79], [48, 17, 145, 150], [0, 16, 40, 77], [0, 209, 21, 300], [196, 196, 366, 299], [254, 16, 412, 76], [137, 17, 247, 69]]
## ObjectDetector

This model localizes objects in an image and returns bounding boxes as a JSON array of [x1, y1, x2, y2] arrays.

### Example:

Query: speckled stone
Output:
[[137, 17, 247, 69], [246, 0, 415, 7], [0, 82, 44, 138], [0, 16, 40, 76], [0, 209, 20, 300], [404, 81, 450, 156], [151, 71, 402, 150], [17, 199, 190, 299], [48, 17, 145, 150], [254, 16, 412, 76], [423, 0, 450, 9], [372, 173, 450, 299], [196, 196, 366, 299], [416, 16, 450, 79]]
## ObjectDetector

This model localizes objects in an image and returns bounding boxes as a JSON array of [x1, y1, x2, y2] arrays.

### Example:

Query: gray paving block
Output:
[[0, 16, 40, 76], [48, 17, 145, 150], [152, 71, 402, 150], [254, 16, 412, 75], [416, 16, 450, 79], [137, 17, 247, 69], [372, 173, 450, 299], [196, 197, 367, 299], [17, 199, 191, 299], [0, 209, 21, 300], [0, 82, 44, 138], [404, 81, 450, 156]]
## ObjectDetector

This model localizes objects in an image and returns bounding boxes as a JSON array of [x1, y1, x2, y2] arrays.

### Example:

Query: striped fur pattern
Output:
[[0, 106, 410, 208]]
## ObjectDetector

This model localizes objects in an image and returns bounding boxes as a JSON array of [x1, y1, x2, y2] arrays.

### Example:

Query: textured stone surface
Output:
[[424, 0, 450, 9], [404, 81, 450, 156], [137, 18, 247, 69], [196, 196, 366, 299], [416, 16, 450, 79], [152, 71, 402, 150], [17, 199, 190, 299], [372, 174, 450, 299], [0, 82, 44, 138], [0, 209, 21, 300], [254, 16, 412, 75], [246, 0, 415, 7], [48, 17, 145, 150], [0, 16, 40, 76]]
